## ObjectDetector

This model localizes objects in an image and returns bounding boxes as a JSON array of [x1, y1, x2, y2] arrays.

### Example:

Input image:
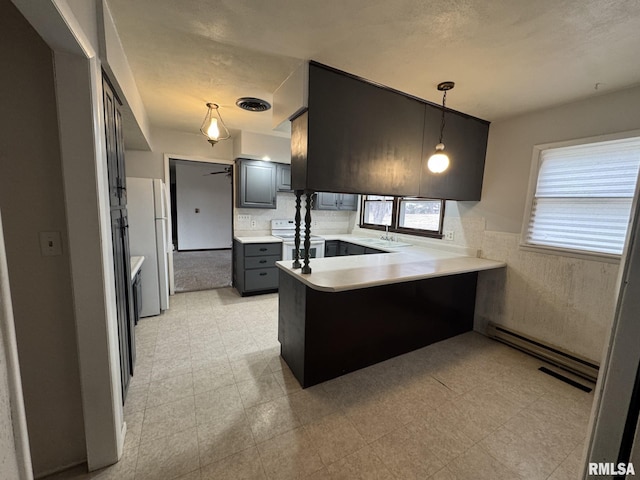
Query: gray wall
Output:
[[0, 1, 86, 475], [474, 85, 640, 362], [175, 163, 233, 250]]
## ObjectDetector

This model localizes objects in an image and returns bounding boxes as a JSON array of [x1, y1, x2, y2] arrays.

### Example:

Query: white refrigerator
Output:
[[127, 177, 170, 317]]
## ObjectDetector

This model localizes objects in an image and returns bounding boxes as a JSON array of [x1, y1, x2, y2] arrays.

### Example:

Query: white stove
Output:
[[271, 219, 325, 261]]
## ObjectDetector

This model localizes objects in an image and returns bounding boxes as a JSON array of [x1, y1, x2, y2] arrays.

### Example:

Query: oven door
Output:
[[282, 240, 325, 261]]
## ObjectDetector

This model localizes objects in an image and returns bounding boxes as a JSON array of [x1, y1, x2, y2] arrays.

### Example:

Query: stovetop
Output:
[[271, 219, 323, 241]]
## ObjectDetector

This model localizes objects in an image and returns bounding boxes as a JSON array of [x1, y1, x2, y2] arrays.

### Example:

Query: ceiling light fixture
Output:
[[427, 81, 455, 174], [200, 103, 231, 146]]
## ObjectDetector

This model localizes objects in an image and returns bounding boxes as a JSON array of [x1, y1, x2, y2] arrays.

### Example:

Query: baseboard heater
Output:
[[486, 322, 599, 383]]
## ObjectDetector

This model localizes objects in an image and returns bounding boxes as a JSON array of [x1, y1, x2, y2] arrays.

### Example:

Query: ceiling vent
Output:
[[236, 97, 271, 112]]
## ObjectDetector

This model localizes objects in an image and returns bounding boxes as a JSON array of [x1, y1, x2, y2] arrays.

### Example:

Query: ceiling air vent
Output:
[[236, 97, 271, 112]]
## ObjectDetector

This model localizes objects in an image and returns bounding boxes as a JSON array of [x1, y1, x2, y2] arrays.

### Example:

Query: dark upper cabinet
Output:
[[290, 62, 490, 201], [292, 63, 425, 196], [276, 164, 292, 192], [419, 107, 489, 201], [237, 159, 277, 209]]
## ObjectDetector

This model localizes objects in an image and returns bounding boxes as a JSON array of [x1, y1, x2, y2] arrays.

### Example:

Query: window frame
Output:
[[520, 131, 640, 263], [360, 195, 445, 239]]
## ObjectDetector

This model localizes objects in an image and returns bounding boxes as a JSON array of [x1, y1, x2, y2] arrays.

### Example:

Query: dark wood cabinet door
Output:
[[103, 78, 120, 207], [420, 107, 489, 200], [305, 63, 424, 196], [237, 159, 277, 209]]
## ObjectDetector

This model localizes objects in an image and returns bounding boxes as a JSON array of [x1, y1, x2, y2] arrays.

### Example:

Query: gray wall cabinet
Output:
[[314, 192, 358, 211], [276, 164, 292, 192], [236, 159, 277, 209]]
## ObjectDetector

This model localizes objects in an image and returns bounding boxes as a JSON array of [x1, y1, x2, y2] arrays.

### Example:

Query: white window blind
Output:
[[526, 137, 640, 256]]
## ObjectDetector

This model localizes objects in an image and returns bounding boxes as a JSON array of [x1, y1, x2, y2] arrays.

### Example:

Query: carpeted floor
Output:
[[173, 249, 232, 292]]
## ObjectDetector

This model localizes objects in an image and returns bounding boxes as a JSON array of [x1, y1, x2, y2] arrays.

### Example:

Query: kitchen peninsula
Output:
[[276, 245, 505, 388]]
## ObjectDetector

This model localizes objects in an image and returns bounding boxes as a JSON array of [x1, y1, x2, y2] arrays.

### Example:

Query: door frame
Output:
[[163, 154, 234, 294]]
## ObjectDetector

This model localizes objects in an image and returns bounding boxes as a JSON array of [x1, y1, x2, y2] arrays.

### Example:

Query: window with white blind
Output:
[[523, 136, 640, 257]]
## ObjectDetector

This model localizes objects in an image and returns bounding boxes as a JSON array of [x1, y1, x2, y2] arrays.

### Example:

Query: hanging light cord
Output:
[[439, 90, 447, 144]]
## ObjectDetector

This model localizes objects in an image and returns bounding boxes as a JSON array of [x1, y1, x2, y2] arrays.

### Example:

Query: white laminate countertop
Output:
[[234, 235, 283, 244], [130, 256, 144, 280], [276, 244, 505, 292]]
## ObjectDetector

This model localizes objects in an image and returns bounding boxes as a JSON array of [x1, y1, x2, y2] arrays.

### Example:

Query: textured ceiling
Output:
[[107, 0, 640, 139]]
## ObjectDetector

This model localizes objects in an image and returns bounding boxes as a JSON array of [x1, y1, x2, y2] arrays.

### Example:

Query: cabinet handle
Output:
[[259, 272, 267, 276], [259, 248, 267, 251], [259, 260, 267, 263]]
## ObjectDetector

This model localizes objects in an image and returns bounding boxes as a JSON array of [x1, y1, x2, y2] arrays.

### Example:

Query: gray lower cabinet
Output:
[[237, 159, 277, 209], [233, 240, 282, 296], [325, 240, 383, 257], [314, 192, 358, 211]]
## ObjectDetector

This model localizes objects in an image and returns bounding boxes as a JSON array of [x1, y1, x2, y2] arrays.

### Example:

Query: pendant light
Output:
[[200, 102, 231, 146], [427, 81, 455, 173]]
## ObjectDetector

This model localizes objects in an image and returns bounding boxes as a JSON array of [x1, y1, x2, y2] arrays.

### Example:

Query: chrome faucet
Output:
[[381, 225, 391, 241]]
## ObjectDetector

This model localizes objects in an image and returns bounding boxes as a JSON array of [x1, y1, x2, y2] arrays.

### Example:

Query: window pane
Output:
[[526, 136, 640, 256], [398, 199, 441, 231], [363, 200, 392, 226]]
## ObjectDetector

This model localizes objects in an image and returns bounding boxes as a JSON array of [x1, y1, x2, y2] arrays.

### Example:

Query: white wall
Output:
[[175, 163, 233, 250], [125, 128, 235, 180], [0, 2, 86, 475]]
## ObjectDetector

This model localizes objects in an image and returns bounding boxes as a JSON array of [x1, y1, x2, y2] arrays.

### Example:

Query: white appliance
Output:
[[271, 219, 325, 261], [127, 178, 170, 317]]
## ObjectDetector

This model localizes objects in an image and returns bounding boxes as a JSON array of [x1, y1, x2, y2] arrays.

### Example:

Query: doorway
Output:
[[169, 159, 233, 292]]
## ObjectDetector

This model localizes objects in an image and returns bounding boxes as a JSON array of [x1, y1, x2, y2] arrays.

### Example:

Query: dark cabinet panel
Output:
[[237, 159, 277, 209], [420, 107, 489, 200], [298, 63, 425, 196], [324, 240, 339, 257], [276, 164, 292, 192]]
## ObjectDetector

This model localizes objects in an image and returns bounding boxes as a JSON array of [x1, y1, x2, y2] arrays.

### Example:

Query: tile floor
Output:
[[46, 287, 594, 480]]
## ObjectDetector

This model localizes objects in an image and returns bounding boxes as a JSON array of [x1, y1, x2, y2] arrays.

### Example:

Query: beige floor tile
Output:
[[129, 362, 153, 387], [192, 363, 236, 395], [407, 410, 475, 465], [343, 397, 404, 443], [370, 426, 444, 479], [151, 355, 192, 381], [124, 409, 144, 452], [428, 467, 458, 479], [135, 428, 200, 480], [547, 442, 585, 480], [325, 445, 395, 480], [194, 384, 245, 426], [237, 373, 286, 408], [246, 396, 301, 443], [257, 427, 324, 480], [446, 444, 524, 480], [479, 426, 568, 480], [230, 354, 271, 382], [146, 373, 194, 408], [271, 366, 303, 395], [197, 418, 255, 467], [200, 446, 265, 479], [141, 396, 196, 442], [287, 384, 340, 425], [175, 470, 202, 480], [124, 383, 149, 416], [303, 412, 366, 466]]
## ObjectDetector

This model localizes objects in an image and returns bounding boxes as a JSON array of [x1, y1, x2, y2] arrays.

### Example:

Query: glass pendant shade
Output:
[[200, 103, 230, 146], [427, 143, 450, 173]]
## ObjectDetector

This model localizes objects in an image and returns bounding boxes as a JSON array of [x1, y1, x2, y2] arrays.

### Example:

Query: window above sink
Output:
[[360, 195, 444, 239]]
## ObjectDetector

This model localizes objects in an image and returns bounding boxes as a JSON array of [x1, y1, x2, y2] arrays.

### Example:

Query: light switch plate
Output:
[[40, 231, 62, 256]]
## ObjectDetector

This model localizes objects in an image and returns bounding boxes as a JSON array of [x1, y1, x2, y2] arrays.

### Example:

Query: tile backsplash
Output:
[[234, 192, 356, 236]]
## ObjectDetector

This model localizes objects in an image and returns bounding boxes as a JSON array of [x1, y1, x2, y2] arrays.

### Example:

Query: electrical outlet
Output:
[[237, 214, 251, 221], [250, 220, 256, 228], [444, 230, 454, 241]]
